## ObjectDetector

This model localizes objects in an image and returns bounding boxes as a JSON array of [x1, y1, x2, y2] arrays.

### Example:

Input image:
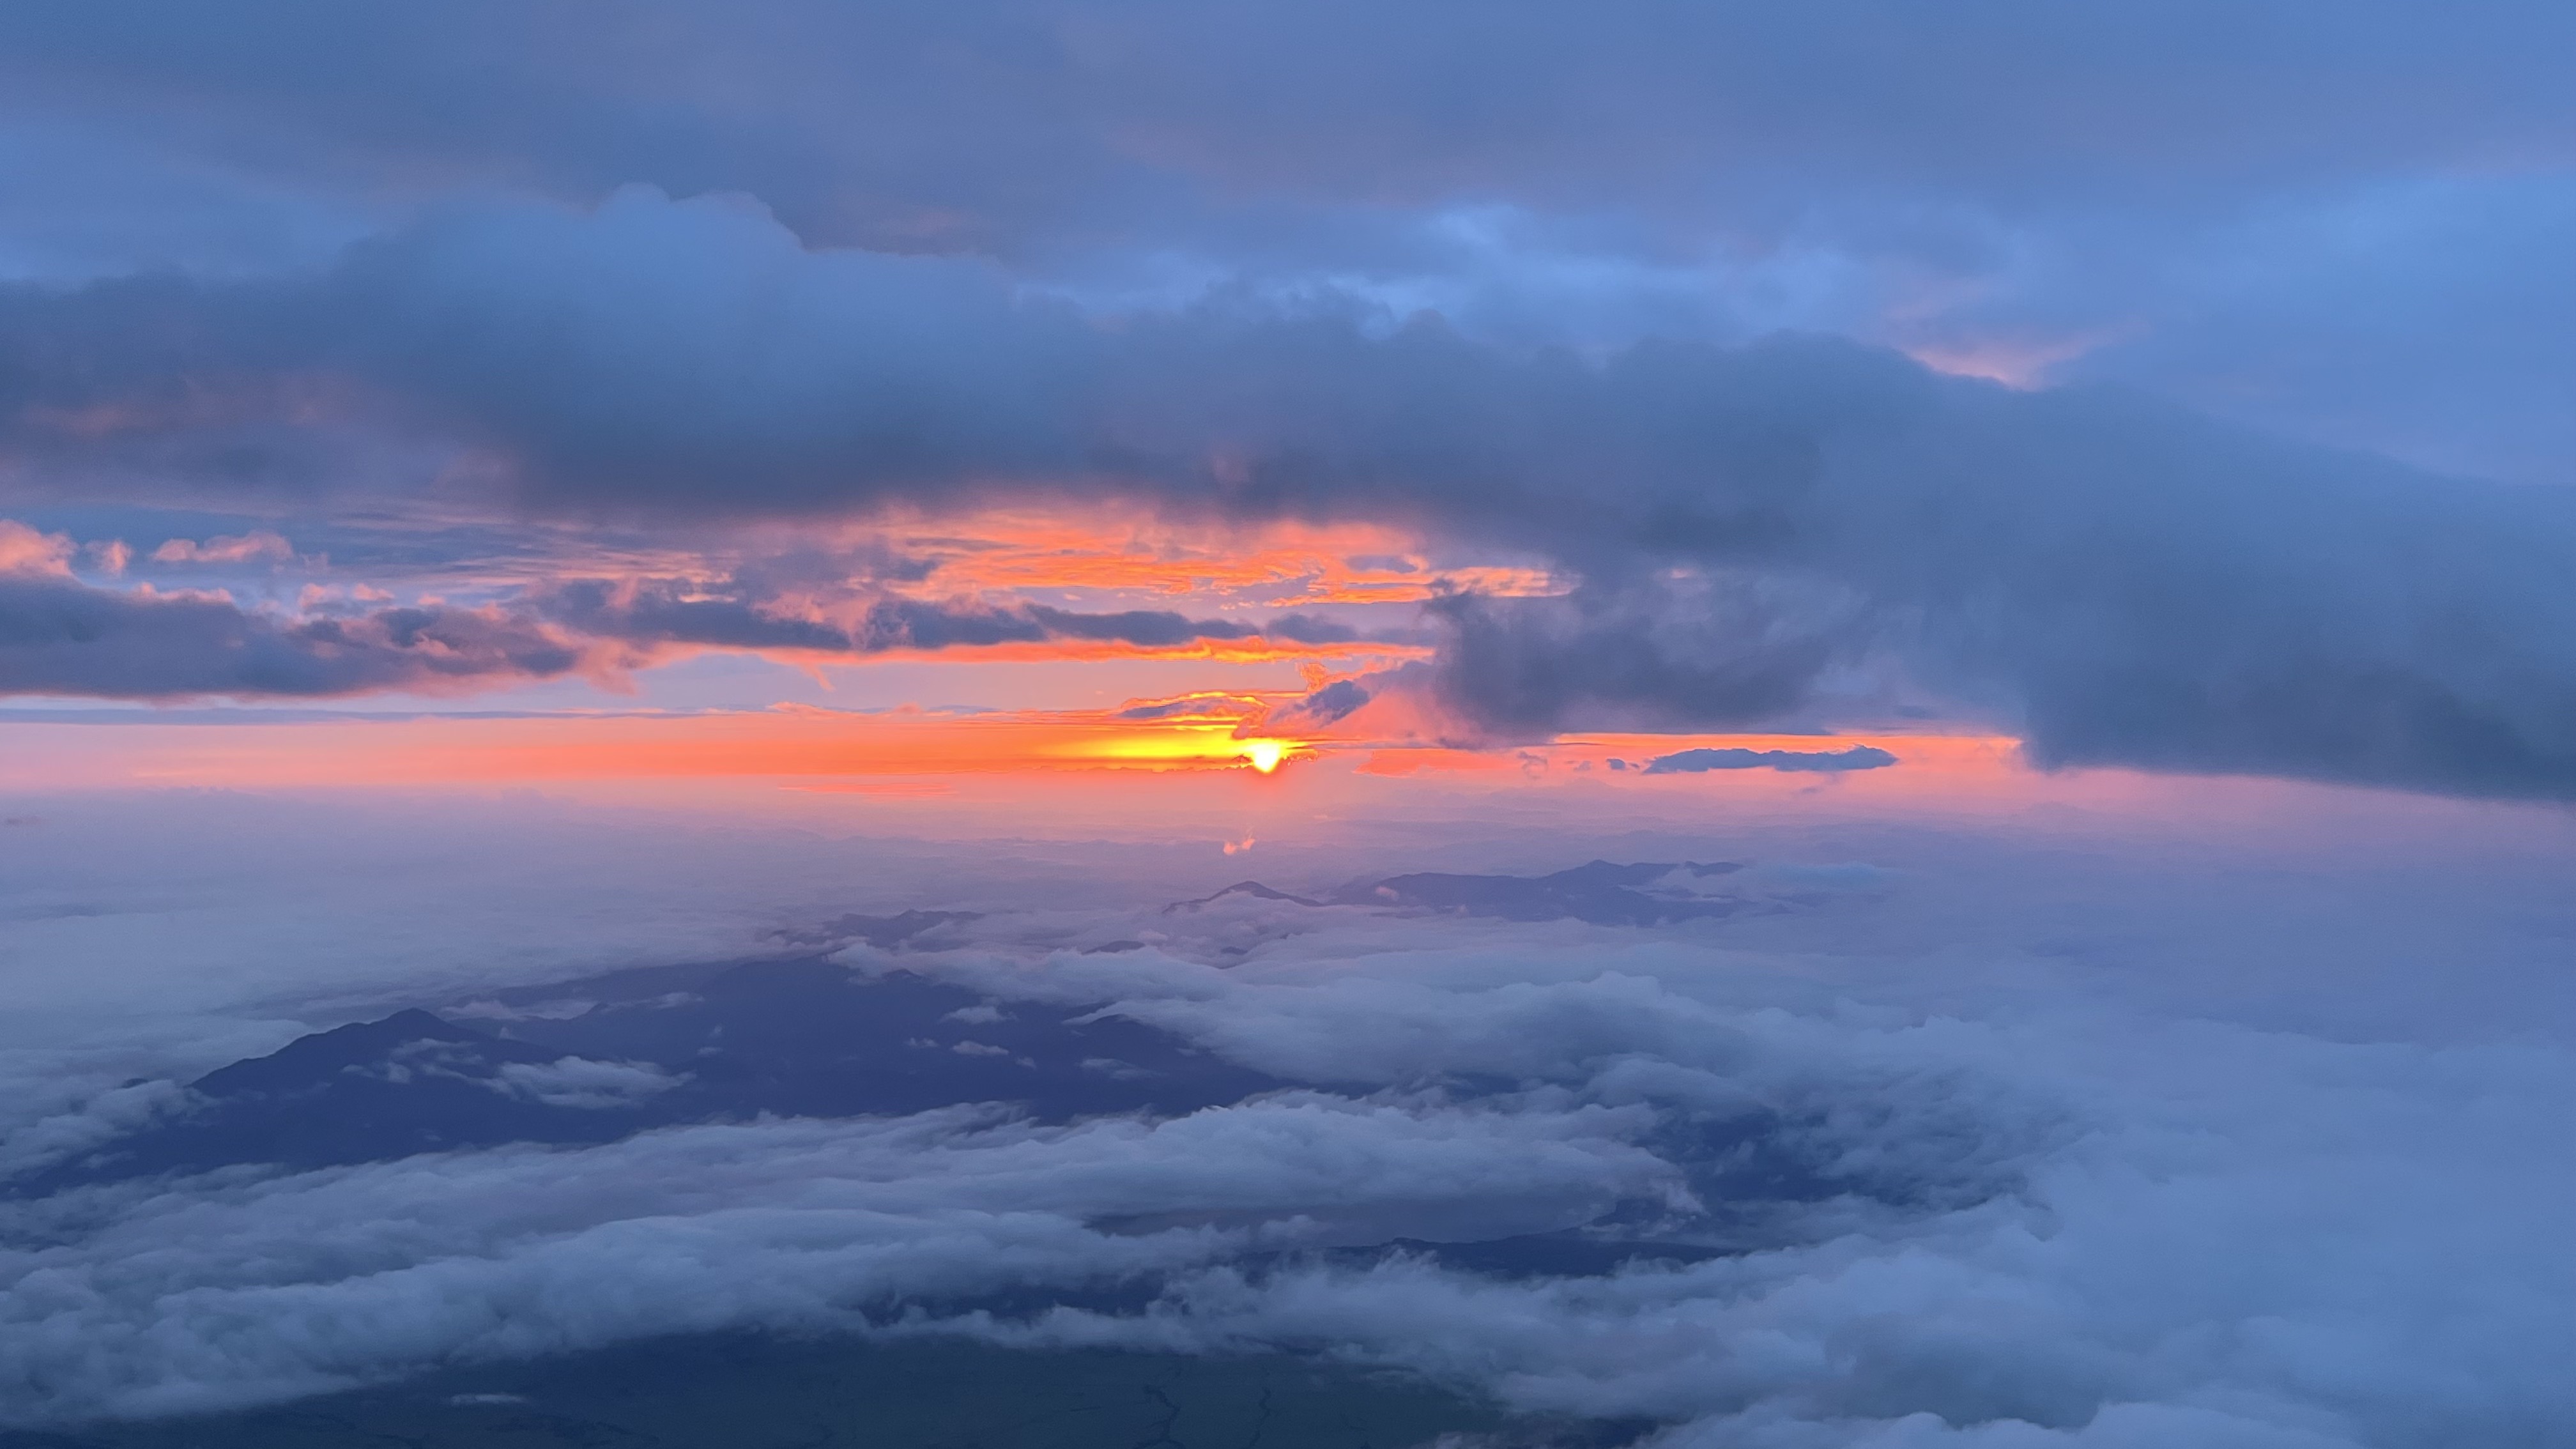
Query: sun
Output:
[[1242, 740, 1287, 773]]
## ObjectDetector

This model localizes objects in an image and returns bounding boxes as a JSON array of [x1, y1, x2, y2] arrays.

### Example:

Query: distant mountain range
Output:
[[15, 864, 1777, 1200], [12, 956, 1280, 1197], [0, 1333, 1639, 1449], [0, 863, 1869, 1448], [1169, 859, 1747, 926]]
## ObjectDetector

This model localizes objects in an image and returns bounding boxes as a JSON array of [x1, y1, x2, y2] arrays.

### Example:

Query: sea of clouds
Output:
[[0, 791, 2569, 1446]]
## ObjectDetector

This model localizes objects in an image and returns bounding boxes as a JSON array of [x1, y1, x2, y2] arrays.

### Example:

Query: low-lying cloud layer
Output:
[[2, 822, 2567, 1446]]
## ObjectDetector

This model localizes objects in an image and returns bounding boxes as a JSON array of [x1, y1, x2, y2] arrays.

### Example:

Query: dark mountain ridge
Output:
[[1167, 860, 1746, 926]]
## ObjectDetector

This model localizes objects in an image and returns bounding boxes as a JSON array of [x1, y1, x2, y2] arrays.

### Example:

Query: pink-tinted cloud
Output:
[[148, 530, 296, 565]]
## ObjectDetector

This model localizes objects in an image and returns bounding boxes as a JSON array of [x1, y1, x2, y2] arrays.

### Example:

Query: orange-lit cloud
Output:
[[0, 521, 77, 576], [148, 531, 297, 566], [731, 635, 1424, 668], [787, 509, 1561, 608]]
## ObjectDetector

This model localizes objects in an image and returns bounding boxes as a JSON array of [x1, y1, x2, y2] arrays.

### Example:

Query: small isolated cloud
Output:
[[488, 1058, 685, 1110], [148, 532, 295, 567], [1642, 745, 1898, 774], [0, 521, 75, 577], [1269, 677, 1372, 727], [1117, 696, 1253, 722]]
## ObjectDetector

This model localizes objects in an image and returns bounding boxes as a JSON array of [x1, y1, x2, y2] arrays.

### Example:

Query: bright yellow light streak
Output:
[[1043, 724, 1307, 772]]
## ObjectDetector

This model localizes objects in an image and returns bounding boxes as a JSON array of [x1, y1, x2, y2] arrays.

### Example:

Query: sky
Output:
[[1, 6, 2572, 1448]]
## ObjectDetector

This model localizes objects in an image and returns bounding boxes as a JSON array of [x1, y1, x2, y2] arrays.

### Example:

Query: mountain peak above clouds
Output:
[[1162, 880, 1330, 912]]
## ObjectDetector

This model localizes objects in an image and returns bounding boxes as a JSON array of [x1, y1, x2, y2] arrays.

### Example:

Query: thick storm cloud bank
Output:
[[3, 864, 2566, 1446], [0, 0, 2568, 505], [5, 190, 2571, 795], [8, 1, 2565, 234]]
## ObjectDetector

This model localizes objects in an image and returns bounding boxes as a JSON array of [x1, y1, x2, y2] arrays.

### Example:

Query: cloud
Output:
[[1266, 677, 1372, 728], [0, 523, 74, 575], [1115, 694, 1257, 723], [534, 576, 1350, 657], [0, 1092, 1678, 1423], [4, 905, 2563, 1444], [146, 530, 295, 565], [487, 1057, 684, 1110], [0, 562, 590, 700], [2, 1, 2571, 492], [0, 520, 1371, 700], [3, 191, 2572, 797], [856, 946, 2572, 1448], [1644, 746, 1898, 774], [1420, 584, 1859, 739], [2, 2, 2565, 243], [0, 788, 2568, 1442]]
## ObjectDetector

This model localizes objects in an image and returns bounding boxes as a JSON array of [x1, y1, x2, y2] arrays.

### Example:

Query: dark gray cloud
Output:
[[1268, 677, 1373, 728], [1255, 612, 1364, 646], [533, 579, 854, 654], [0, 526, 1363, 700], [2042, 174, 2576, 486], [0, 567, 585, 700], [2, 2, 2565, 244], [1113, 698, 1237, 722], [533, 576, 1348, 657], [2, 0, 2570, 492], [1643, 746, 1897, 775], [1420, 585, 1856, 738]]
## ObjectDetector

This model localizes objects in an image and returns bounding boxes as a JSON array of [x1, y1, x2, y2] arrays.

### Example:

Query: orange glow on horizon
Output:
[[0, 698, 1345, 791], [1042, 721, 1308, 773], [0, 706, 2005, 799], [16, 708, 2493, 864]]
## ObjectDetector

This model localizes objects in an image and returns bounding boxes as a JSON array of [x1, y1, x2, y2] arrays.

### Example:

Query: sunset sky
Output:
[[1, 7, 2571, 1448], [2, 4, 2570, 811]]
